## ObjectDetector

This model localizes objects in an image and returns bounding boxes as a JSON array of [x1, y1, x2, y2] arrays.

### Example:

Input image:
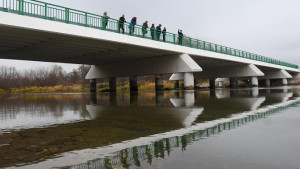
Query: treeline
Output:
[[0, 65, 90, 89]]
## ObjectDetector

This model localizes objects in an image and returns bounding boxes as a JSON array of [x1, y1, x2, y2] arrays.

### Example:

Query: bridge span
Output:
[[0, 0, 299, 92]]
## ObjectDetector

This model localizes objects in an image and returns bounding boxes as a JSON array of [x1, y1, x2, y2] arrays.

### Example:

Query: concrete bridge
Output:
[[0, 0, 299, 92]]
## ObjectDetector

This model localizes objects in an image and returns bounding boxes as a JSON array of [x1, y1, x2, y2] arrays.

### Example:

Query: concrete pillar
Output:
[[155, 74, 164, 91], [209, 78, 216, 89], [90, 79, 96, 92], [174, 80, 180, 89], [251, 77, 258, 87], [194, 79, 197, 89], [265, 79, 271, 86], [230, 78, 238, 88], [109, 77, 116, 92], [218, 81, 223, 88], [129, 76, 138, 91], [184, 72, 194, 90], [282, 78, 288, 85]]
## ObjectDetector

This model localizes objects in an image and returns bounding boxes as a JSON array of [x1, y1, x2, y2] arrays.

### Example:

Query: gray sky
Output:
[[1, 0, 300, 72]]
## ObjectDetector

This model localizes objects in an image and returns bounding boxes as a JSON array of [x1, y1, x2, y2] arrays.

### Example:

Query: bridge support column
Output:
[[282, 78, 288, 85], [265, 79, 271, 86], [155, 74, 164, 91], [109, 77, 116, 92], [230, 78, 238, 88], [174, 80, 180, 89], [129, 76, 138, 92], [218, 81, 223, 88], [250, 77, 258, 87], [90, 79, 97, 92], [184, 72, 194, 90], [209, 78, 216, 89]]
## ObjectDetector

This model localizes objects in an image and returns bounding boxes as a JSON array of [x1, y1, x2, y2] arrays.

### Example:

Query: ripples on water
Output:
[[1, 86, 300, 169]]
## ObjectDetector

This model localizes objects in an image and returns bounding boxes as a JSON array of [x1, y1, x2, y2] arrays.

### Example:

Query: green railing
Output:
[[0, 0, 298, 69]]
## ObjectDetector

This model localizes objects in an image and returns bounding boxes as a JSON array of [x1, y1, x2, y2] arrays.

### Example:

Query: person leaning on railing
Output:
[[142, 21, 148, 38], [102, 12, 109, 30], [129, 17, 137, 35], [150, 24, 155, 40], [118, 14, 126, 33]]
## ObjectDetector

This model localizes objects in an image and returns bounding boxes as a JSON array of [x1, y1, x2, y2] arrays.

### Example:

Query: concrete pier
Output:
[[209, 78, 216, 89], [129, 76, 138, 92], [184, 72, 194, 90], [109, 77, 116, 92], [230, 78, 238, 88], [155, 74, 164, 91], [251, 77, 258, 87], [174, 80, 180, 89], [90, 79, 97, 92], [265, 79, 271, 86]]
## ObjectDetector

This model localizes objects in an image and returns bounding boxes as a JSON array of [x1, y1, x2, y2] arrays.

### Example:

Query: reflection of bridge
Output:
[[0, 0, 300, 92], [51, 100, 299, 169]]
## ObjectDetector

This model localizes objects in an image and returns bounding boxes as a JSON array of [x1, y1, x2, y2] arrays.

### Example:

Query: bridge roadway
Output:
[[0, 0, 299, 92]]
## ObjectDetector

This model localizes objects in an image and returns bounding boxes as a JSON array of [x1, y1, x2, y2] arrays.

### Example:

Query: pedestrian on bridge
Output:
[[142, 21, 148, 38], [178, 29, 183, 45], [162, 27, 166, 42], [102, 12, 109, 30], [129, 17, 137, 35], [156, 24, 162, 41], [118, 14, 126, 33], [150, 24, 155, 40]]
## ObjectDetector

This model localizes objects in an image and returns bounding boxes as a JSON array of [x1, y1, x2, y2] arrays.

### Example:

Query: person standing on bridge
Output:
[[118, 14, 126, 33], [142, 21, 148, 38], [162, 27, 167, 42], [178, 29, 183, 45], [129, 17, 137, 35], [102, 12, 109, 30], [156, 24, 162, 41], [150, 24, 155, 40]]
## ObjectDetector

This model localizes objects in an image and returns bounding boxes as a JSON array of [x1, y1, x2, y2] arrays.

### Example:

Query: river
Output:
[[1, 86, 300, 169]]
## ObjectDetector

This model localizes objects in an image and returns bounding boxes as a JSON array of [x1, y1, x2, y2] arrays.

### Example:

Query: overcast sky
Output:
[[1, 0, 300, 72]]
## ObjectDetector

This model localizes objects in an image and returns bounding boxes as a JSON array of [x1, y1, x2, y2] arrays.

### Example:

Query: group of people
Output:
[[102, 12, 184, 44]]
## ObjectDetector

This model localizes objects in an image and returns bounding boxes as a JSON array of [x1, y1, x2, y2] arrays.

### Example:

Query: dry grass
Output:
[[8, 85, 89, 94]]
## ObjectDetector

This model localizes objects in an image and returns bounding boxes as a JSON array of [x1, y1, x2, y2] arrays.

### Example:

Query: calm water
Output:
[[1, 86, 300, 169]]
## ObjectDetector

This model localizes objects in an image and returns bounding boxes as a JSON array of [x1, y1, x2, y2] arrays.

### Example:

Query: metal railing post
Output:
[[19, 0, 24, 15], [65, 8, 69, 23], [44, 3, 47, 19], [85, 12, 88, 26]]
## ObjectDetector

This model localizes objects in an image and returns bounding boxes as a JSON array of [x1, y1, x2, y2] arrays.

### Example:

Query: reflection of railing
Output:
[[53, 100, 299, 169], [0, 0, 298, 69]]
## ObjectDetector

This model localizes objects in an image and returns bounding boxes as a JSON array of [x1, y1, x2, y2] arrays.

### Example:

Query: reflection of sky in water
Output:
[[0, 110, 92, 132]]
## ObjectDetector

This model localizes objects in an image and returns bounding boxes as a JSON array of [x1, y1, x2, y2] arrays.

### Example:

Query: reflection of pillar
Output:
[[156, 92, 164, 106], [265, 79, 271, 86], [129, 76, 138, 92], [230, 78, 238, 88], [109, 77, 116, 92], [130, 92, 138, 106], [155, 74, 164, 91], [175, 91, 180, 98], [109, 92, 117, 105], [90, 79, 97, 92], [209, 78, 215, 89], [282, 78, 288, 85], [90, 92, 97, 105], [174, 80, 179, 89], [184, 72, 194, 90], [251, 77, 258, 87], [184, 91, 195, 107], [210, 90, 216, 98]]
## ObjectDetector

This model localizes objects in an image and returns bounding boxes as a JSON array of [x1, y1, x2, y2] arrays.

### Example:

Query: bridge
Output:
[[0, 0, 299, 92]]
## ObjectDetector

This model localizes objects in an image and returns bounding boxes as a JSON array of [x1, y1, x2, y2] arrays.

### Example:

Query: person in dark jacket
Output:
[[142, 21, 148, 38], [102, 11, 109, 29], [129, 17, 137, 35], [162, 27, 167, 42], [178, 29, 183, 45], [156, 24, 162, 41], [150, 24, 155, 40], [118, 14, 126, 33]]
